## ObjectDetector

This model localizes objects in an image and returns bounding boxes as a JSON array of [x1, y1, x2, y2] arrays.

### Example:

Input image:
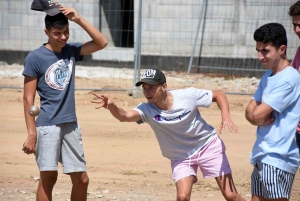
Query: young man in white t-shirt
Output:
[[92, 69, 245, 201], [245, 22, 300, 201]]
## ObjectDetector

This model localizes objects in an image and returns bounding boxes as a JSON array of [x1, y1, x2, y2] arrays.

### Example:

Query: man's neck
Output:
[[155, 92, 173, 111], [44, 43, 62, 53], [271, 59, 289, 75]]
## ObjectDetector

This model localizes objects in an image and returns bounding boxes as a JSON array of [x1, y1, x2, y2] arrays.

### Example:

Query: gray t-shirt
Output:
[[134, 87, 217, 160], [22, 43, 83, 126]]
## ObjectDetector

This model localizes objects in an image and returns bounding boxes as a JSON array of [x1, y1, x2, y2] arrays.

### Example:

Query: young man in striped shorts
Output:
[[245, 23, 300, 200]]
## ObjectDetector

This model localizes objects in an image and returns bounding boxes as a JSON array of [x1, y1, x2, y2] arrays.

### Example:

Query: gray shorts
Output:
[[35, 122, 87, 174]]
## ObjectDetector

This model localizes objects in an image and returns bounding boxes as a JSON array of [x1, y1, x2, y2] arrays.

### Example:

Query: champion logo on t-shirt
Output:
[[45, 59, 73, 90], [154, 115, 164, 121], [153, 110, 191, 122]]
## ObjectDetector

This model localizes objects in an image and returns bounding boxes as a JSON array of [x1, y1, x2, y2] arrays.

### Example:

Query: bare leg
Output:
[[175, 176, 195, 201], [70, 172, 89, 201], [252, 195, 265, 201], [36, 171, 58, 201], [215, 173, 246, 201]]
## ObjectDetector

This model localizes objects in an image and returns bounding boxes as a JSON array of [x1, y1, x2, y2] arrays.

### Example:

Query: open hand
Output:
[[60, 6, 81, 22], [218, 116, 238, 134], [91, 92, 113, 109]]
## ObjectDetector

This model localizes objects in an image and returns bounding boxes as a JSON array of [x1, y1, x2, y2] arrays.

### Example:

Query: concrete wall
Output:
[[0, 0, 100, 50], [0, 0, 298, 67], [0, 0, 133, 63], [138, 0, 298, 59]]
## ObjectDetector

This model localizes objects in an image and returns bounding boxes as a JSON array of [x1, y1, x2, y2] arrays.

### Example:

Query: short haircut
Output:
[[45, 12, 68, 31], [289, 1, 300, 16], [253, 23, 287, 50]]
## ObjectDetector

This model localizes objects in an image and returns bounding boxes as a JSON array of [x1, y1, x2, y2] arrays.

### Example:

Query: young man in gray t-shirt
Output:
[[92, 69, 246, 201], [22, 1, 107, 200]]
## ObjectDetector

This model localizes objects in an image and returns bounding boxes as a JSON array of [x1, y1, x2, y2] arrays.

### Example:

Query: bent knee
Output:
[[81, 175, 89, 186], [40, 171, 58, 185], [177, 193, 190, 201], [73, 174, 89, 188]]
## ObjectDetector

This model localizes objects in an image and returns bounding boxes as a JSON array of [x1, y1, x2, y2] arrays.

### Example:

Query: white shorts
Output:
[[35, 122, 87, 174]]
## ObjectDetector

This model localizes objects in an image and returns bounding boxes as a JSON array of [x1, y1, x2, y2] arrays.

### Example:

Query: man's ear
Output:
[[162, 83, 167, 91], [279, 45, 287, 55], [44, 28, 49, 36]]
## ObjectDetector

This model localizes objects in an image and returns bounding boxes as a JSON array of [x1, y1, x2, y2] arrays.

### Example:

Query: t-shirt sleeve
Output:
[[253, 71, 273, 102], [189, 87, 212, 107], [253, 81, 263, 102], [133, 103, 147, 124], [263, 82, 294, 113], [68, 42, 84, 62], [22, 52, 39, 78]]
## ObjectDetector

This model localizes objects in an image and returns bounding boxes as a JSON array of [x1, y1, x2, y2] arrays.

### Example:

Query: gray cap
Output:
[[31, 0, 61, 16]]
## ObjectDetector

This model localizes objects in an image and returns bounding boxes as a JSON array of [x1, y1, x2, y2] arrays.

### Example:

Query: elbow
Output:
[[99, 40, 108, 50], [117, 116, 128, 122], [250, 113, 266, 126], [103, 40, 108, 48], [119, 118, 132, 123], [23, 96, 32, 105], [245, 109, 259, 125], [93, 40, 108, 51], [252, 112, 263, 122], [118, 117, 134, 123], [252, 115, 259, 122], [245, 113, 255, 125]]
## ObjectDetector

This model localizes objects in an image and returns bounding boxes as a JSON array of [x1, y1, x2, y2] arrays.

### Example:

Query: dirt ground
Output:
[[0, 88, 299, 201]]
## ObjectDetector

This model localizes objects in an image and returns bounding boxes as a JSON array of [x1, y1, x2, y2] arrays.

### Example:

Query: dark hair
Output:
[[45, 13, 68, 31], [289, 1, 300, 16], [253, 23, 287, 50]]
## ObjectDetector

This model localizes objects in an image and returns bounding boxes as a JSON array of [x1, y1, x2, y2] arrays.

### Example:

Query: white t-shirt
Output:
[[134, 87, 217, 160]]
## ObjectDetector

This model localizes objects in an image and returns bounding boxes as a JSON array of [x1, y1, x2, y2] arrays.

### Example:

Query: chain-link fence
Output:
[[0, 0, 298, 94]]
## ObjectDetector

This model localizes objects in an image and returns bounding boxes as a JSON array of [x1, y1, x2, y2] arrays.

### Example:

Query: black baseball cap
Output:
[[31, 0, 61, 16], [135, 69, 166, 86]]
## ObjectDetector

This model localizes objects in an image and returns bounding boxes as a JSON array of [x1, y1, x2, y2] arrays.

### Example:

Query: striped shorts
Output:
[[251, 162, 295, 199]]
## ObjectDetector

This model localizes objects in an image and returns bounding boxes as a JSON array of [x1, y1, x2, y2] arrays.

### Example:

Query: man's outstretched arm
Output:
[[91, 92, 141, 122]]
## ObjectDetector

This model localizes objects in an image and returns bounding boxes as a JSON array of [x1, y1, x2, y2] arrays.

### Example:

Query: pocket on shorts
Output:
[[75, 124, 82, 143], [68, 123, 83, 149], [37, 126, 49, 138]]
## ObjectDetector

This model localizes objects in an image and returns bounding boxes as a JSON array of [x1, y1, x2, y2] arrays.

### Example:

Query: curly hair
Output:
[[253, 23, 287, 50], [289, 1, 300, 16]]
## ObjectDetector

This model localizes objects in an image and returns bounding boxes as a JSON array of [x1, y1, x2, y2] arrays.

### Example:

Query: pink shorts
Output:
[[171, 134, 232, 183]]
